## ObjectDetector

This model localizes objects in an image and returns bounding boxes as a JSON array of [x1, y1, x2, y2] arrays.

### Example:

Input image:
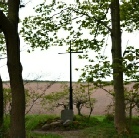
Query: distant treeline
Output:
[[2, 80, 139, 85]]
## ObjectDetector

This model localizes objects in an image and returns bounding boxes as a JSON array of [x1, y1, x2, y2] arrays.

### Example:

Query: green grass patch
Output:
[[21, 115, 139, 137], [26, 132, 62, 138], [25, 114, 59, 131], [2, 115, 139, 138]]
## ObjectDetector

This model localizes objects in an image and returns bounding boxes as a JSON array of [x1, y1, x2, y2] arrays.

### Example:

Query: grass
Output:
[[27, 132, 62, 138], [25, 114, 59, 131], [25, 114, 62, 137], [2, 114, 139, 138]]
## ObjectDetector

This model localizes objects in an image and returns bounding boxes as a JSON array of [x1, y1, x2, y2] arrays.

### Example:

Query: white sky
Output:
[[0, 0, 138, 81]]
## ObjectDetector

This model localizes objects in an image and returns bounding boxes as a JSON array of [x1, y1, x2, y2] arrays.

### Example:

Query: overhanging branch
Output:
[[71, 7, 112, 32], [0, 10, 10, 33]]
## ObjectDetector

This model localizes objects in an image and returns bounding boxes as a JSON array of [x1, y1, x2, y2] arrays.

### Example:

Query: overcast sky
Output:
[[0, 0, 138, 82]]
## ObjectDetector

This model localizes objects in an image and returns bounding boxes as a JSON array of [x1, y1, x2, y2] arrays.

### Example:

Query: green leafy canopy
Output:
[[20, 1, 139, 84]]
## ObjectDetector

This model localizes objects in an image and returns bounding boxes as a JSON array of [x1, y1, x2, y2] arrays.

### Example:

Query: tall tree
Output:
[[0, 76, 3, 129], [0, 2, 6, 132], [111, 0, 126, 133], [0, 0, 25, 137]]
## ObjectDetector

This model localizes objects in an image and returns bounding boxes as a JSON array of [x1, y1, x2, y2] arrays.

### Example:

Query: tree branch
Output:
[[0, 10, 12, 49], [70, 7, 112, 32], [25, 81, 56, 114], [0, 10, 10, 31]]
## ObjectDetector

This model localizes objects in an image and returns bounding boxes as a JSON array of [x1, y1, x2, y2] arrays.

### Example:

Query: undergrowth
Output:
[[1, 114, 139, 138]]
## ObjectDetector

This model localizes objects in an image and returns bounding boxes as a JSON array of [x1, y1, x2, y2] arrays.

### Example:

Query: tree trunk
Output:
[[87, 83, 93, 119], [76, 103, 82, 116], [111, 0, 127, 134], [0, 0, 25, 137], [77, 107, 81, 116], [0, 76, 3, 128], [129, 103, 132, 128], [7, 34, 25, 138]]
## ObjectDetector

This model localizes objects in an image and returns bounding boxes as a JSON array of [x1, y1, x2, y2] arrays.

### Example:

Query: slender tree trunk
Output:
[[76, 103, 81, 115], [87, 83, 93, 119], [111, 0, 126, 134], [0, 0, 25, 137], [0, 76, 3, 128], [129, 103, 132, 128]]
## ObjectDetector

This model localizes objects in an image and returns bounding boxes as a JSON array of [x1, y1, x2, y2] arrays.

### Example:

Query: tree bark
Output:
[[0, 76, 3, 129], [0, 0, 25, 137], [111, 0, 127, 134], [76, 102, 82, 116]]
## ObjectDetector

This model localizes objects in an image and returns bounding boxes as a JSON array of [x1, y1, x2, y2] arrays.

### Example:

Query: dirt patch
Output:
[[33, 130, 83, 138], [33, 120, 85, 138], [32, 116, 88, 138]]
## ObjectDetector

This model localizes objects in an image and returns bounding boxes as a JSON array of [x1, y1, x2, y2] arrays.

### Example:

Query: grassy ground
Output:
[[2, 114, 139, 138]]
